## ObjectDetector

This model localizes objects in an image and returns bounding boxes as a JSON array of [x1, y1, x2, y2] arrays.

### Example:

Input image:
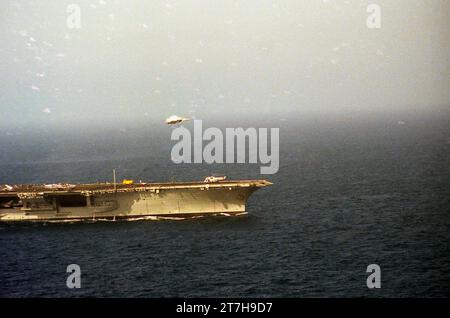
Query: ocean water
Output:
[[0, 114, 449, 297]]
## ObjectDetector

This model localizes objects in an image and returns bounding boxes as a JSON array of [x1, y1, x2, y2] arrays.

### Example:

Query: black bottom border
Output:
[[0, 298, 448, 315]]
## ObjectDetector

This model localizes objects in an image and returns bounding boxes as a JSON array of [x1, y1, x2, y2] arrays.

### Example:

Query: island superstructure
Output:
[[0, 179, 272, 222]]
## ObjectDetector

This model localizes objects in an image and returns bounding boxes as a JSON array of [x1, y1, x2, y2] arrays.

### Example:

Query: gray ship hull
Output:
[[0, 180, 271, 222]]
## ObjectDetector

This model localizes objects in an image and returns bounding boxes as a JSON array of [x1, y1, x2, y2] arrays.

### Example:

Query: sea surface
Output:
[[0, 114, 449, 297]]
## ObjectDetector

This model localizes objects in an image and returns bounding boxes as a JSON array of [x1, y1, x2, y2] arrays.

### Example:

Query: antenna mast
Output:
[[113, 169, 117, 191]]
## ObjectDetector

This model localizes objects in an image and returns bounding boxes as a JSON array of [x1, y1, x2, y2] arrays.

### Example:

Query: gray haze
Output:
[[0, 0, 449, 130]]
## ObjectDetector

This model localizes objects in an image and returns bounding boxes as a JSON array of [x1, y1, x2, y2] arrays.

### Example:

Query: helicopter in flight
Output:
[[165, 115, 190, 125]]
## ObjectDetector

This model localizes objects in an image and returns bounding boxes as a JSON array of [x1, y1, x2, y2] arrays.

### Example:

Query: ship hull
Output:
[[0, 180, 271, 222]]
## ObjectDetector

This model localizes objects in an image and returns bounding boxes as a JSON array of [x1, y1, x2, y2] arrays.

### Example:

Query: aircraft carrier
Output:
[[0, 179, 272, 222]]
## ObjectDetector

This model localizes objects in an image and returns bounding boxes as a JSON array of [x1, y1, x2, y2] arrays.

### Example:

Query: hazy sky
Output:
[[0, 0, 448, 129]]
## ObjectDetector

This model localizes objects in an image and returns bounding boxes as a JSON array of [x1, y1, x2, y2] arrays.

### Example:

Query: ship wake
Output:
[[29, 212, 249, 224]]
